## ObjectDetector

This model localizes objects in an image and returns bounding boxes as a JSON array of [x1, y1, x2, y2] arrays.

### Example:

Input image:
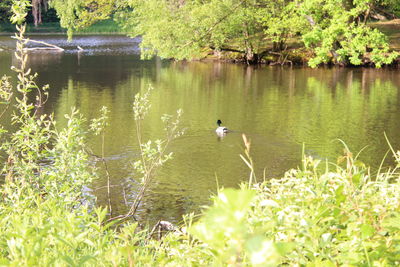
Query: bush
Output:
[[188, 144, 400, 266]]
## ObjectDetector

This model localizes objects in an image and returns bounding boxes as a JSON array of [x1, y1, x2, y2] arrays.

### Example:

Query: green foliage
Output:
[[50, 0, 114, 39], [114, 0, 269, 62], [123, 86, 185, 218], [114, 0, 398, 66], [251, 152, 400, 265], [0, 75, 12, 139], [74, 19, 127, 34], [378, 0, 400, 17], [0, 0, 13, 23], [300, 0, 399, 67], [0, 75, 12, 109], [190, 188, 283, 266], [257, 0, 306, 50], [46, 0, 399, 65], [10, 0, 31, 25], [1, 4, 400, 266], [185, 143, 400, 266]]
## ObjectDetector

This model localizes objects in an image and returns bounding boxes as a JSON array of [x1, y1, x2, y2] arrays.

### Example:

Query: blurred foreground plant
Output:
[[187, 135, 400, 266], [0, 2, 192, 265]]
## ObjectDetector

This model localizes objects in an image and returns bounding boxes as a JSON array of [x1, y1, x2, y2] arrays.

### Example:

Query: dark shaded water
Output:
[[1, 35, 400, 224]]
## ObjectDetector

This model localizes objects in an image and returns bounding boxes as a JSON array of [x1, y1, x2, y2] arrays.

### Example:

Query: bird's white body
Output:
[[216, 120, 228, 136], [216, 126, 228, 135]]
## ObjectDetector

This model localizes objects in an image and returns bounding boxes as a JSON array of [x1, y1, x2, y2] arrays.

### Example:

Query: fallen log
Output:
[[23, 47, 63, 51]]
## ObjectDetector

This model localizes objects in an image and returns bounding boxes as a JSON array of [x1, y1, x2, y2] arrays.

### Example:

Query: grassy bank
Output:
[[371, 19, 400, 51], [0, 19, 126, 35], [214, 19, 400, 65]]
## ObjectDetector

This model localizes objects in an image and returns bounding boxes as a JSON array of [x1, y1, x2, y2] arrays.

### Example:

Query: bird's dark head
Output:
[[217, 119, 222, 126]]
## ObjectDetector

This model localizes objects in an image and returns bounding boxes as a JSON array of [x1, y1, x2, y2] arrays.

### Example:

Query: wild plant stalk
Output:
[[129, 88, 184, 217], [0, 76, 13, 159], [12, 24, 49, 117], [109, 87, 184, 221], [1, 22, 53, 188], [240, 134, 257, 187], [90, 106, 113, 215], [1, 2, 93, 200], [0, 76, 13, 120], [379, 132, 400, 181]]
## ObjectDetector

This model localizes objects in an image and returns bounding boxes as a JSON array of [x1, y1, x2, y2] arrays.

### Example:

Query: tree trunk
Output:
[[243, 24, 256, 64], [32, 0, 48, 27]]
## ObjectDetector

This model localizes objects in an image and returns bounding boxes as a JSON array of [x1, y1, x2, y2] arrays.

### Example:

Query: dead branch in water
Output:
[[11, 36, 64, 52]]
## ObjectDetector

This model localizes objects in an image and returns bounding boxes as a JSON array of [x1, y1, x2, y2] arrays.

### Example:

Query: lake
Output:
[[1, 35, 400, 224]]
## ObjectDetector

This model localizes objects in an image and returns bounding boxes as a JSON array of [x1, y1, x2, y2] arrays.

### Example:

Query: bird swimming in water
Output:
[[216, 119, 228, 135]]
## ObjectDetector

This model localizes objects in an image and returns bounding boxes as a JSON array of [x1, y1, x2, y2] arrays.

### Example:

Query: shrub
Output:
[[188, 141, 400, 266]]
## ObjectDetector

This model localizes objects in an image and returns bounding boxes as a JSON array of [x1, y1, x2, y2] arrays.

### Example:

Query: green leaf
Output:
[[335, 185, 345, 205], [61, 255, 76, 266], [78, 255, 96, 265], [382, 214, 400, 230], [275, 242, 296, 256], [361, 224, 375, 239]]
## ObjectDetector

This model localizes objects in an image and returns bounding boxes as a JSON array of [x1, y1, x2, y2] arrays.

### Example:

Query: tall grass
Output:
[[75, 19, 128, 34]]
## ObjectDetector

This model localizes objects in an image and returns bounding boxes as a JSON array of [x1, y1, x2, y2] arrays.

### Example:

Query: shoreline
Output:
[[1, 21, 399, 68], [0, 32, 128, 36]]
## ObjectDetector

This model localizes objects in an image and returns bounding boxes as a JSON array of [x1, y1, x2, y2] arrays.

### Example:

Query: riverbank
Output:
[[371, 19, 400, 51], [1, 19, 400, 67], [206, 20, 400, 66]]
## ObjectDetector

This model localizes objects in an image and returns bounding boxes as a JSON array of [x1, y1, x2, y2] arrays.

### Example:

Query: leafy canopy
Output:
[[45, 0, 400, 65], [50, 0, 114, 39]]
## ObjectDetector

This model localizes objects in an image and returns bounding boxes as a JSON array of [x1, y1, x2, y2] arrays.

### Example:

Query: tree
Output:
[[31, 0, 48, 26], [50, 0, 114, 39], [299, 0, 399, 67], [0, 0, 54, 26], [115, 0, 398, 66], [257, 0, 307, 52], [114, 0, 272, 63], [0, 0, 13, 23], [50, 0, 399, 66], [373, 0, 400, 18]]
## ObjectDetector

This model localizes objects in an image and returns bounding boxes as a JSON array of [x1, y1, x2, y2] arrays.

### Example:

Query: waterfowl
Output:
[[216, 119, 228, 135]]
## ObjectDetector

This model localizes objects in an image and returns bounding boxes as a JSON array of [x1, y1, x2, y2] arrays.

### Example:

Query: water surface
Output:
[[1, 35, 400, 224]]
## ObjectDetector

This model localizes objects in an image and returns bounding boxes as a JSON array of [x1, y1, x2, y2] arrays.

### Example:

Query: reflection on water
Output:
[[13, 51, 63, 68], [1, 35, 400, 224]]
